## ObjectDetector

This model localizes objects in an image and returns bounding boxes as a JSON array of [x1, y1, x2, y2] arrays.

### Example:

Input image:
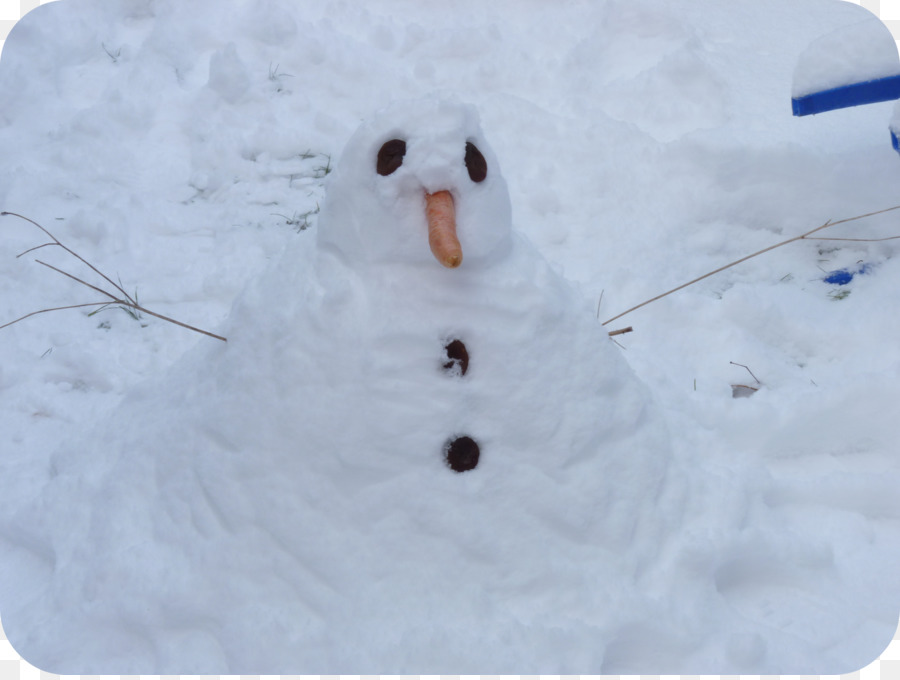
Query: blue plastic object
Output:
[[823, 263, 872, 285], [792, 74, 900, 116], [892, 128, 899, 152], [824, 269, 854, 285]]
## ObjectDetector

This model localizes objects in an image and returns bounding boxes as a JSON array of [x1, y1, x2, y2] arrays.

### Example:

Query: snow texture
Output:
[[1, 0, 899, 675], [792, 15, 900, 98]]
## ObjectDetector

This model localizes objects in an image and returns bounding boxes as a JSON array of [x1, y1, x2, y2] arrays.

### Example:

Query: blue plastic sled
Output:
[[792, 74, 900, 116], [791, 12, 900, 153]]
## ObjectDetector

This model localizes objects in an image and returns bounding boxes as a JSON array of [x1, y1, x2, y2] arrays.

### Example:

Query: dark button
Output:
[[442, 338, 469, 376], [444, 435, 480, 472]]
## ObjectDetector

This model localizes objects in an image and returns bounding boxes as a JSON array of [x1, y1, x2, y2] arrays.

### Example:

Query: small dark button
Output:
[[442, 338, 469, 376], [444, 435, 480, 472]]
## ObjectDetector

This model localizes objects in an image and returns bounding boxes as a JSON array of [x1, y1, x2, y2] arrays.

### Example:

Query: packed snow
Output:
[[1, 0, 899, 674], [792, 14, 900, 98]]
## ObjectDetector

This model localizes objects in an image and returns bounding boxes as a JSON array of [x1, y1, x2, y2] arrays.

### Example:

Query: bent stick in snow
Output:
[[0, 211, 227, 342], [602, 204, 900, 328]]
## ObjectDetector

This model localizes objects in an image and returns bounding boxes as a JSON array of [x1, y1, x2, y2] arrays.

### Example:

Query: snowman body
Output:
[[2, 97, 679, 672]]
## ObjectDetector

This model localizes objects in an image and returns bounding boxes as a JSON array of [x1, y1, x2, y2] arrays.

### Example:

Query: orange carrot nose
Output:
[[425, 190, 462, 268]]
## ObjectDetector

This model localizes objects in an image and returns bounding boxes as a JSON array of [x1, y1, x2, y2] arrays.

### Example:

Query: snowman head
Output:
[[317, 97, 513, 269]]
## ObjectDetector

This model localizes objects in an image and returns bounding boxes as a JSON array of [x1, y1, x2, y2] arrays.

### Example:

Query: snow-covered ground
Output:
[[1, 0, 900, 674]]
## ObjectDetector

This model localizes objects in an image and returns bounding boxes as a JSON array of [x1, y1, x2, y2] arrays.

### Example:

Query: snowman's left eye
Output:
[[377, 139, 406, 176], [465, 142, 487, 183]]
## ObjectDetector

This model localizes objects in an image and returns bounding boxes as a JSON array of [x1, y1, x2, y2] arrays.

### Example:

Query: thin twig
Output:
[[36, 259, 228, 341], [597, 290, 634, 338], [36, 259, 119, 303], [2, 211, 135, 304], [128, 306, 227, 342], [17, 242, 56, 257], [0, 302, 109, 329], [732, 384, 759, 394], [730, 361, 761, 385], [602, 205, 900, 326], [808, 235, 900, 242], [0, 303, 111, 331], [1, 212, 227, 342]]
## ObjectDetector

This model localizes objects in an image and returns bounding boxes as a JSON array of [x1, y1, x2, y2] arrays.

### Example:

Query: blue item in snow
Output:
[[792, 74, 900, 116], [824, 269, 854, 285], [823, 263, 872, 285]]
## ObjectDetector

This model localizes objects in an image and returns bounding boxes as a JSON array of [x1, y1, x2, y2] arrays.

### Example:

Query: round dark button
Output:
[[444, 435, 480, 472]]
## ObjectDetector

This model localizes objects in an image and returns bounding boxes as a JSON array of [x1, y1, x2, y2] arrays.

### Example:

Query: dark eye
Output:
[[465, 141, 487, 183], [377, 139, 406, 176]]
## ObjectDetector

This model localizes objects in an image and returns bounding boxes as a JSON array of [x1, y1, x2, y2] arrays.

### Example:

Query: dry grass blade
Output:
[[730, 361, 761, 385], [602, 204, 900, 326], [0, 303, 111, 332], [1, 212, 227, 342], [36, 259, 120, 303], [808, 235, 900, 243], [5, 210, 135, 304]]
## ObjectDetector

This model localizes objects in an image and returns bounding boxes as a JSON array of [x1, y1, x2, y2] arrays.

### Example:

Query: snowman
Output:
[[312, 95, 672, 492], [1, 96, 682, 672], [314, 96, 519, 472]]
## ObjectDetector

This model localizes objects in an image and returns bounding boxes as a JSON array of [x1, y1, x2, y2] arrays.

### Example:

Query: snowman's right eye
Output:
[[464, 142, 487, 183], [376, 139, 406, 176]]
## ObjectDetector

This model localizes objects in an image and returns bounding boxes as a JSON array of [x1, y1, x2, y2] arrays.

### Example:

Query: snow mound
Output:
[[1, 97, 680, 673], [793, 15, 900, 98]]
